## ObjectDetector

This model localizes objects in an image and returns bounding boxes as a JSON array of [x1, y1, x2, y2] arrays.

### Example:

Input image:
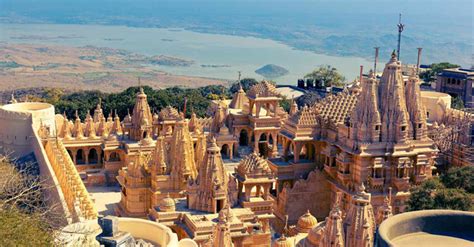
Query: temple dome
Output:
[[272, 235, 294, 247], [236, 152, 272, 178], [296, 210, 318, 233], [159, 194, 176, 212], [159, 106, 180, 121]]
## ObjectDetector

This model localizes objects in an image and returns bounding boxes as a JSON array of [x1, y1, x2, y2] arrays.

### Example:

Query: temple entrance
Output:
[[221, 144, 229, 159], [239, 129, 248, 146], [88, 149, 99, 164], [76, 149, 85, 164], [216, 199, 224, 213], [66, 149, 73, 160], [109, 152, 120, 162], [143, 131, 148, 139], [259, 133, 268, 157]]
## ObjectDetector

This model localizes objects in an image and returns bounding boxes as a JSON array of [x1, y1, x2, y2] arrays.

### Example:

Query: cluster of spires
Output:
[[274, 184, 393, 247]]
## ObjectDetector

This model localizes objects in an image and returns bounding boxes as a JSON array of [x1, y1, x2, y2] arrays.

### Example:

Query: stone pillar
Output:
[[272, 132, 279, 157], [254, 132, 260, 154], [294, 142, 301, 163], [263, 184, 269, 200], [245, 184, 253, 201], [72, 149, 77, 165], [98, 148, 103, 165], [229, 145, 233, 160], [256, 102, 260, 117], [85, 149, 90, 164]]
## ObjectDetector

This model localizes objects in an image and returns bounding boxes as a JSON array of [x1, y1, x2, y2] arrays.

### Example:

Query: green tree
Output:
[[304, 65, 346, 87], [0, 209, 53, 246], [407, 167, 473, 211], [451, 96, 464, 110], [0, 157, 55, 245], [433, 188, 472, 211], [441, 166, 474, 193], [229, 78, 259, 93], [407, 178, 443, 211], [419, 62, 460, 82]]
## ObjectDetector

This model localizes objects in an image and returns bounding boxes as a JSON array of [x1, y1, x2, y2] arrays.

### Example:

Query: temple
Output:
[[3, 51, 460, 246]]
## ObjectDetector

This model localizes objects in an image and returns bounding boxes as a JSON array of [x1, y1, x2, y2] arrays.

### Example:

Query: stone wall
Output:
[[274, 169, 331, 229]]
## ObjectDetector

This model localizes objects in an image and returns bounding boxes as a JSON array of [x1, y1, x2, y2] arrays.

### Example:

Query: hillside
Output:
[[255, 64, 289, 78], [0, 44, 226, 92]]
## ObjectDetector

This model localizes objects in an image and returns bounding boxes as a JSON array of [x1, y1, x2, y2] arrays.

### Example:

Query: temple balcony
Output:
[[324, 164, 337, 178], [368, 177, 385, 189], [241, 197, 274, 215], [268, 158, 316, 181], [336, 170, 351, 184], [392, 177, 410, 191]]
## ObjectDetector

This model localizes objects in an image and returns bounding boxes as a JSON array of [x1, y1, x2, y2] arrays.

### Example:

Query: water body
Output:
[[0, 23, 373, 84]]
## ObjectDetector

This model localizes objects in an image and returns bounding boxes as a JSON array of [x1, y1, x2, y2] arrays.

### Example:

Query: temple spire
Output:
[[343, 183, 376, 247], [169, 118, 197, 189], [187, 137, 228, 213], [351, 69, 381, 142], [320, 192, 345, 247], [378, 52, 410, 143]]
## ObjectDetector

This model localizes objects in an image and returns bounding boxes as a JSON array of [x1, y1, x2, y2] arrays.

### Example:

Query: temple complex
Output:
[[4, 51, 466, 247]]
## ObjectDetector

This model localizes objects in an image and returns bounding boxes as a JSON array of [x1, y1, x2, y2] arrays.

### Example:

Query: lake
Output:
[[0, 23, 373, 84]]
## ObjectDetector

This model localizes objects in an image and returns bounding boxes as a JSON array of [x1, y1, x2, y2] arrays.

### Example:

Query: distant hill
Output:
[[255, 64, 289, 78]]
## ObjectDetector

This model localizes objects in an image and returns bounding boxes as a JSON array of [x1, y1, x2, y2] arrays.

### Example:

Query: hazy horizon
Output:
[[1, 0, 473, 66]]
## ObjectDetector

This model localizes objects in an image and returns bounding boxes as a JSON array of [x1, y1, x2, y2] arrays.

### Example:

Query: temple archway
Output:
[[239, 129, 249, 146], [109, 152, 121, 162], [76, 149, 85, 164], [88, 148, 99, 164], [221, 144, 229, 159]]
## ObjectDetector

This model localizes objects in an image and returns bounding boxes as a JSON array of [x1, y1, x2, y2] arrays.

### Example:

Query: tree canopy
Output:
[[304, 65, 346, 87], [229, 78, 259, 94], [0, 156, 54, 245], [407, 166, 473, 211], [419, 62, 460, 82]]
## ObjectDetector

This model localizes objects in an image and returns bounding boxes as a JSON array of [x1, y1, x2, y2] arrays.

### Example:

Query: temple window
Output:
[[401, 126, 406, 131], [109, 152, 120, 162]]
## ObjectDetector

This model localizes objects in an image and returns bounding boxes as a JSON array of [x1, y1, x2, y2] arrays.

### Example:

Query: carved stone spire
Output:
[[289, 96, 298, 116], [211, 103, 226, 134], [73, 110, 84, 139], [320, 193, 345, 247], [169, 118, 197, 189], [204, 205, 234, 247], [93, 98, 104, 123], [185, 111, 194, 131], [60, 112, 72, 140], [194, 122, 206, 168], [376, 188, 393, 225], [378, 52, 409, 143], [110, 110, 122, 135], [84, 113, 97, 139], [97, 115, 107, 137], [152, 136, 168, 175], [343, 183, 376, 247], [129, 87, 153, 141], [405, 68, 428, 140], [351, 70, 381, 142], [187, 137, 228, 213], [229, 85, 248, 110]]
